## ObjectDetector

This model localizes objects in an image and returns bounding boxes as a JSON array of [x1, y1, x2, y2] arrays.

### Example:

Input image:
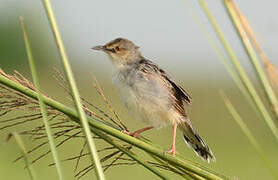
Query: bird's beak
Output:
[[91, 45, 105, 51]]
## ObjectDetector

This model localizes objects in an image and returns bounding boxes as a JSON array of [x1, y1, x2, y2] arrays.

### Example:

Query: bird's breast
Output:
[[112, 69, 178, 128]]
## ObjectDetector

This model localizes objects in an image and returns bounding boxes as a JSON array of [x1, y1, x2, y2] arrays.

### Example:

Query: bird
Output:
[[92, 38, 215, 162]]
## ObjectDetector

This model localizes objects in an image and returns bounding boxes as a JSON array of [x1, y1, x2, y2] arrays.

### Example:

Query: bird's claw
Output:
[[164, 147, 178, 157], [121, 129, 139, 138]]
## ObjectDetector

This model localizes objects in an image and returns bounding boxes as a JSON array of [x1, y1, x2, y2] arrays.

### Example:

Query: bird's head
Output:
[[92, 38, 141, 68]]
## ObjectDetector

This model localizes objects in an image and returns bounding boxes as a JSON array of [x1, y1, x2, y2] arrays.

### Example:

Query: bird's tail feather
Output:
[[178, 117, 215, 163]]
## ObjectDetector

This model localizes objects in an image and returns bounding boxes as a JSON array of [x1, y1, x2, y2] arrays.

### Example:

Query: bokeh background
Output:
[[1, 0, 278, 179]]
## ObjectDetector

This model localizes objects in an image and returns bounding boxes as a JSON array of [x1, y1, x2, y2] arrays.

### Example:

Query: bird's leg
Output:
[[122, 126, 153, 138], [165, 123, 177, 156]]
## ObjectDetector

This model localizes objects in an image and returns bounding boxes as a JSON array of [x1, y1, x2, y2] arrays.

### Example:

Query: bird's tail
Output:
[[178, 117, 215, 163]]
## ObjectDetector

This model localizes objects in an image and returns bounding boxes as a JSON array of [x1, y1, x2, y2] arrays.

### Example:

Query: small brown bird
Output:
[[92, 38, 215, 162]]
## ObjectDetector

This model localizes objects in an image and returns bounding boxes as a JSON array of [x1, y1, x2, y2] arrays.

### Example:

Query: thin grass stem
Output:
[[221, 91, 278, 179], [198, 0, 278, 141], [230, 5, 278, 94], [20, 16, 65, 180], [11, 132, 37, 180], [41, 0, 105, 179], [92, 129, 171, 180], [223, 0, 278, 120], [149, 154, 198, 180], [180, 0, 261, 120]]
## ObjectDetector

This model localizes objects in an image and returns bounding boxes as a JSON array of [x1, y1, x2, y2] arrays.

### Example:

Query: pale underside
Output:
[[113, 63, 185, 129]]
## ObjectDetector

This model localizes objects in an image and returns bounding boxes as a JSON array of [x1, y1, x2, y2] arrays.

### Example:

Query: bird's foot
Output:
[[121, 129, 140, 138], [164, 146, 177, 157], [121, 126, 153, 138]]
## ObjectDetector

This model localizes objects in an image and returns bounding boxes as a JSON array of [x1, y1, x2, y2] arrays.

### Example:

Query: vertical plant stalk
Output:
[[221, 91, 278, 179], [230, 1, 278, 92], [227, 0, 274, 66], [180, 0, 261, 118], [11, 132, 37, 180], [41, 0, 105, 179], [198, 0, 278, 141], [223, 0, 278, 119], [20, 16, 65, 180]]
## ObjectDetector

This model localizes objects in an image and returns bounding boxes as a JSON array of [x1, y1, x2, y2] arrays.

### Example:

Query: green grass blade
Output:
[[0, 72, 231, 180], [180, 0, 261, 119], [149, 154, 201, 180], [92, 129, 171, 180], [221, 91, 278, 179], [223, 0, 278, 120], [11, 132, 37, 180], [20, 16, 65, 180], [41, 1, 105, 179], [198, 0, 278, 142]]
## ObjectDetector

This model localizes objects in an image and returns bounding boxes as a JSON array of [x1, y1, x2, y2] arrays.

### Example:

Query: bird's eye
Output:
[[115, 46, 120, 52]]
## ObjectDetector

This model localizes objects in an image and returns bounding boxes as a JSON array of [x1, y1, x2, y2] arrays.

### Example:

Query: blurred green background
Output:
[[1, 0, 278, 179]]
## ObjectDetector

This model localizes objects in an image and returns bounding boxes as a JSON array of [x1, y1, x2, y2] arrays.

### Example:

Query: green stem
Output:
[[180, 0, 261, 118], [93, 129, 171, 180], [0, 73, 230, 180], [198, 0, 278, 141], [221, 92, 278, 179], [41, 0, 105, 179], [223, 0, 278, 121], [149, 154, 196, 180], [20, 16, 65, 180], [12, 132, 37, 180]]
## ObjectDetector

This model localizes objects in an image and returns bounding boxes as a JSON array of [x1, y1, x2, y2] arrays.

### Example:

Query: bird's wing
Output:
[[138, 59, 192, 106], [164, 77, 192, 105]]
